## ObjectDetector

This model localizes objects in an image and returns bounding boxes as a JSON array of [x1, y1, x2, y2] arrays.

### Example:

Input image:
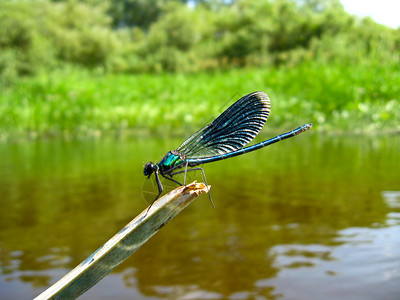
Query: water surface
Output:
[[0, 134, 399, 299]]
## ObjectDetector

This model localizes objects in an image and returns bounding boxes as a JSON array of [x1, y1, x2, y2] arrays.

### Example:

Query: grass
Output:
[[1, 61, 399, 141]]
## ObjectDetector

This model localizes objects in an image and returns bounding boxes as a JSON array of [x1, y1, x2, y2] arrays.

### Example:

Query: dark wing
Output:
[[176, 91, 271, 158]]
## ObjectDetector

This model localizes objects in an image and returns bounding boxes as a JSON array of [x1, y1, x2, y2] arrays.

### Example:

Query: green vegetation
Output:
[[1, 62, 399, 140], [0, 0, 399, 139], [2, 0, 399, 77]]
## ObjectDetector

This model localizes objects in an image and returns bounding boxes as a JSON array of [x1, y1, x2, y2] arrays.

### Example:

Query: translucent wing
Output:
[[176, 91, 271, 158]]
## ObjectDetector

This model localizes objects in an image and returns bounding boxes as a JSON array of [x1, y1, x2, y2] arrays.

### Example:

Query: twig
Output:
[[34, 181, 210, 300]]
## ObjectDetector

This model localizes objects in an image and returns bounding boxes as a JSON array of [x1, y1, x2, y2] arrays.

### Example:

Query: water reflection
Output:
[[0, 134, 399, 299]]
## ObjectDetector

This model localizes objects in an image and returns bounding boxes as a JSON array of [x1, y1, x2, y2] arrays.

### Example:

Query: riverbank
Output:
[[1, 62, 399, 141]]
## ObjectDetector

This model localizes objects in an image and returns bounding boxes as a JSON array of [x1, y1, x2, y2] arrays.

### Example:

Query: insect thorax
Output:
[[158, 150, 186, 174]]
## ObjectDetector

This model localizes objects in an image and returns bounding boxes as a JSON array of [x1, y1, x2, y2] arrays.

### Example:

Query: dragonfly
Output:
[[143, 91, 312, 209]]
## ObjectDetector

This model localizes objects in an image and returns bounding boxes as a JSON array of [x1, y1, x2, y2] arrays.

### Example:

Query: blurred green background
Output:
[[1, 0, 399, 140]]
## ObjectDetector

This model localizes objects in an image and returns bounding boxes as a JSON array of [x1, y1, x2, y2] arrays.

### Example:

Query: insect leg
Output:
[[184, 161, 189, 185], [162, 173, 183, 186], [170, 167, 215, 208], [144, 169, 163, 217]]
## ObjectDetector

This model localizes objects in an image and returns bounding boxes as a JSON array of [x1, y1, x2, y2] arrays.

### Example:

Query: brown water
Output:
[[0, 134, 399, 300]]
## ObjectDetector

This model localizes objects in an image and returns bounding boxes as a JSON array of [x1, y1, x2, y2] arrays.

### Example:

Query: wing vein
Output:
[[176, 91, 271, 158]]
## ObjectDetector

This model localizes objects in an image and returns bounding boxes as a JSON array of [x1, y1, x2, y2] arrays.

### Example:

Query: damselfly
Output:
[[144, 91, 312, 209]]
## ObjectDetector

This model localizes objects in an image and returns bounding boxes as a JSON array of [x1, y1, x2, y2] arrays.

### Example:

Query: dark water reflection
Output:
[[0, 134, 399, 299]]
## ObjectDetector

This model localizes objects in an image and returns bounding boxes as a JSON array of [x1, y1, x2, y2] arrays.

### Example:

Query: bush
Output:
[[42, 0, 118, 68], [0, 2, 55, 82], [0, 0, 123, 83], [0, 0, 399, 79]]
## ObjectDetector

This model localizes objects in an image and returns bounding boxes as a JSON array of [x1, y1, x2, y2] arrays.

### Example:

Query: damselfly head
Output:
[[143, 162, 155, 177]]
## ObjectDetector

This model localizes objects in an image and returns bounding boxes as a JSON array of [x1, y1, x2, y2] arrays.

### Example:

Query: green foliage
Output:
[[143, 3, 199, 72], [108, 0, 169, 29], [1, 61, 399, 140], [0, 0, 120, 84], [0, 0, 399, 139], [42, 0, 117, 67], [1, 0, 399, 78], [0, 2, 54, 82]]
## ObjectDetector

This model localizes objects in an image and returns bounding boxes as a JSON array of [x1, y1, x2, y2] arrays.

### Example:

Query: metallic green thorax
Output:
[[158, 150, 185, 174]]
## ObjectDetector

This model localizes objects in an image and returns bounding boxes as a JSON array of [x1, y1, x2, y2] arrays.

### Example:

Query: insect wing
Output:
[[177, 91, 271, 158]]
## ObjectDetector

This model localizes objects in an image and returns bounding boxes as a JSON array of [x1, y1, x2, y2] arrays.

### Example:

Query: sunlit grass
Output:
[[1, 62, 399, 140]]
